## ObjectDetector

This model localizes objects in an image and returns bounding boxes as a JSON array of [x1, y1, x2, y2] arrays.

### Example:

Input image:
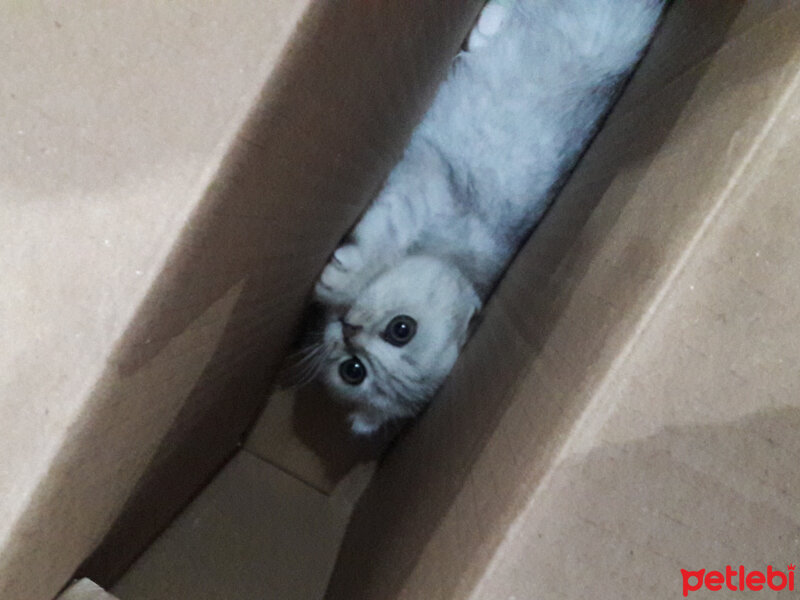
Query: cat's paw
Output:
[[466, 1, 510, 50], [314, 244, 368, 307]]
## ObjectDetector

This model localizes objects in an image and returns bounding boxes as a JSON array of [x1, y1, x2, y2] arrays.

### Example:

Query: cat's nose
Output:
[[340, 320, 362, 342]]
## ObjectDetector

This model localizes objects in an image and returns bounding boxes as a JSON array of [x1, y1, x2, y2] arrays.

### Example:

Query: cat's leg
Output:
[[314, 190, 425, 307], [466, 0, 511, 51], [314, 243, 370, 307], [315, 130, 452, 308]]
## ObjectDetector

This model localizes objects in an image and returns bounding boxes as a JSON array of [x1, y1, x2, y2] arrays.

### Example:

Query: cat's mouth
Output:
[[340, 318, 363, 346]]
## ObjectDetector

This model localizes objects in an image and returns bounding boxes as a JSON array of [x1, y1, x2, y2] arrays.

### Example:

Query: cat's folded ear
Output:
[[466, 304, 484, 341], [459, 286, 483, 346]]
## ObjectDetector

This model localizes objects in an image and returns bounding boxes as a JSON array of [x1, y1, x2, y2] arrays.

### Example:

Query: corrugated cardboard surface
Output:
[[326, 2, 800, 599], [0, 1, 482, 598]]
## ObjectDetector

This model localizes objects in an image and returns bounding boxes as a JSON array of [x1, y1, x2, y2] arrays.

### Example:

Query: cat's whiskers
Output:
[[290, 339, 332, 387]]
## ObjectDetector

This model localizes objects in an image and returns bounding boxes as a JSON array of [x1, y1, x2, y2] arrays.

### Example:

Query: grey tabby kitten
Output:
[[310, 0, 665, 434]]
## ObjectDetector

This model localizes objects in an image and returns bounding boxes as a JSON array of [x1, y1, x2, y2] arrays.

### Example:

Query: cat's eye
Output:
[[339, 357, 367, 385], [383, 315, 417, 347]]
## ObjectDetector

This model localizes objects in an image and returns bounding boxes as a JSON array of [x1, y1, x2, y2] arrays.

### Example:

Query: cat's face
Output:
[[320, 256, 480, 426]]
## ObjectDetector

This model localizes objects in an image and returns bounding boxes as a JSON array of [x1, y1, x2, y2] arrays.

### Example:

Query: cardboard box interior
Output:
[[3, 1, 800, 599]]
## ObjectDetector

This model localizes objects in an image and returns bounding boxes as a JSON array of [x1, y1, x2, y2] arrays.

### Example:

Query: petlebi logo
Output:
[[681, 564, 795, 596]]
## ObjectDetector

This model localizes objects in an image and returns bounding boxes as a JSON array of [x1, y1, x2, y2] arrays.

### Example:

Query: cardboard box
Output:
[[2, 1, 800, 599]]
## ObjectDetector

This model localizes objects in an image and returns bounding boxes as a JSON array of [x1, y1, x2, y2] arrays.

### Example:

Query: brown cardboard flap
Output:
[[1, 1, 483, 598], [81, 0, 483, 587], [325, 2, 800, 599], [1, 3, 309, 598]]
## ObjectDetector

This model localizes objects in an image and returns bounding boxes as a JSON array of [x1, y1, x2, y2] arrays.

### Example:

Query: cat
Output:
[[308, 0, 665, 435]]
